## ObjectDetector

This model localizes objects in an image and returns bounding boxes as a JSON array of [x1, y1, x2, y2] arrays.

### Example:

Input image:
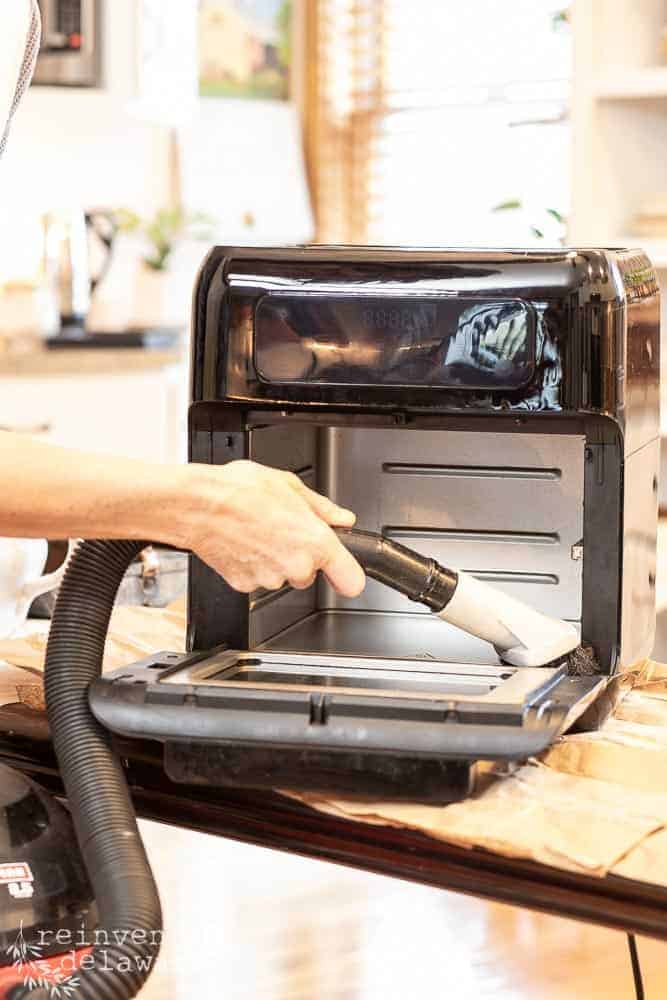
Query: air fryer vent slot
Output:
[[382, 463, 562, 480]]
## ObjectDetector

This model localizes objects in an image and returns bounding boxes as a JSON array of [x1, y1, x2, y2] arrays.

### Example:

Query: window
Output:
[[308, 1, 571, 246]]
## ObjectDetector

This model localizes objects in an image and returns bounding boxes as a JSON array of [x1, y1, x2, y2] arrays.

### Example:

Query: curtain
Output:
[[306, 0, 571, 246]]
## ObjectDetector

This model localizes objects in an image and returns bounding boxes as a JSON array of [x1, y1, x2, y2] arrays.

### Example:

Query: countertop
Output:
[[0, 337, 186, 377]]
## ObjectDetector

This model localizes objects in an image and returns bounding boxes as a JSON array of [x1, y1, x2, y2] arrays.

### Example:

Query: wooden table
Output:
[[1, 703, 666, 943]]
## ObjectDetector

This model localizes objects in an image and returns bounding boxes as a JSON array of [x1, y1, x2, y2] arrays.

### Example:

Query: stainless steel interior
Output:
[[249, 426, 585, 665]]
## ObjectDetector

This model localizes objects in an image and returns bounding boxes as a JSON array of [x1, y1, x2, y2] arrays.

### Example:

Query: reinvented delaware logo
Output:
[[5, 923, 80, 999]]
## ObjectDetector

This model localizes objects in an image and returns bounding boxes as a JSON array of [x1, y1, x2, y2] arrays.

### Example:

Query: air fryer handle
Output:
[[85, 209, 118, 296]]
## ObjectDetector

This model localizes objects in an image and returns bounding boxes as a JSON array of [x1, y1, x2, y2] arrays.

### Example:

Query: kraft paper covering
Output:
[[0, 608, 666, 887], [0, 600, 187, 698]]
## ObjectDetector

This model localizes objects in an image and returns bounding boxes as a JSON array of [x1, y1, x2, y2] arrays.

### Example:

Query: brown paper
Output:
[[0, 603, 186, 711], [541, 718, 667, 795], [291, 762, 667, 877], [613, 690, 667, 727], [612, 828, 667, 887]]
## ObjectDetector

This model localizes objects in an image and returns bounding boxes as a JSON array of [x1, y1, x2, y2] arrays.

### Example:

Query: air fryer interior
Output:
[[247, 424, 585, 667]]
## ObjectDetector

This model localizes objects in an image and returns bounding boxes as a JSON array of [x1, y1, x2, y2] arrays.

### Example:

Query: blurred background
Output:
[[2, 1, 667, 469], [2, 1, 667, 996]]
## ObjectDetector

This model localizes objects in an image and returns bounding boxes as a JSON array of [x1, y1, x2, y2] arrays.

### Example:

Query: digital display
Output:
[[254, 294, 535, 390]]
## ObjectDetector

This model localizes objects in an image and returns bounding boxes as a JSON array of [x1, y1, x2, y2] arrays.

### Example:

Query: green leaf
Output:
[[118, 205, 216, 271], [546, 207, 565, 224], [530, 226, 545, 239], [492, 199, 523, 212], [115, 208, 141, 233], [144, 253, 169, 271]]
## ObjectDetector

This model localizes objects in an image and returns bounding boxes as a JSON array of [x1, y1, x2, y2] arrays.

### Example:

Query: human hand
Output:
[[177, 460, 365, 597]]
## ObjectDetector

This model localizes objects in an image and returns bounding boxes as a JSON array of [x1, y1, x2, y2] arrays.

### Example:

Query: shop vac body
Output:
[[0, 765, 95, 998]]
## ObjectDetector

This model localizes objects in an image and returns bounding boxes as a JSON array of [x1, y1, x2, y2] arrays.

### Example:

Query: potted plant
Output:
[[117, 208, 214, 328], [492, 200, 567, 244]]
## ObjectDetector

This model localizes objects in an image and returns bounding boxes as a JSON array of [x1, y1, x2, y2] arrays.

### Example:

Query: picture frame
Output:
[[198, 0, 293, 101]]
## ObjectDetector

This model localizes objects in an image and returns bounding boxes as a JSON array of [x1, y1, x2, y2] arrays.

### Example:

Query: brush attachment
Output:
[[563, 644, 600, 676]]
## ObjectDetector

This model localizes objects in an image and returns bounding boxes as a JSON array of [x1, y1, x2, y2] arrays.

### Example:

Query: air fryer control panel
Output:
[[253, 293, 536, 391]]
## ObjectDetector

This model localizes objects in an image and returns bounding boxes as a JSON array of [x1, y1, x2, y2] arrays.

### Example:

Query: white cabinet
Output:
[[570, 1, 667, 506], [0, 364, 188, 464]]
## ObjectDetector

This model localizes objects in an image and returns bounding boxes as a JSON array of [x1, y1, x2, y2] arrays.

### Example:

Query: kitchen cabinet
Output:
[[0, 361, 188, 464]]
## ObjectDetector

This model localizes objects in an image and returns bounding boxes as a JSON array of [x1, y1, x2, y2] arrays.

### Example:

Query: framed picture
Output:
[[198, 0, 292, 100]]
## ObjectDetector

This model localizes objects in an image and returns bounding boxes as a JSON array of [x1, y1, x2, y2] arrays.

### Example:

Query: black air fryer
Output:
[[86, 246, 660, 800]]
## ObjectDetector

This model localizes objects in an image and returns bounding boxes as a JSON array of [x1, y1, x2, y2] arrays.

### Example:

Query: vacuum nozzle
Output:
[[435, 568, 580, 667], [336, 528, 586, 669]]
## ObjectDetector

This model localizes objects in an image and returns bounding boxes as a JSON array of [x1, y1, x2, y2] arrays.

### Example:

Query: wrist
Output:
[[149, 462, 220, 551]]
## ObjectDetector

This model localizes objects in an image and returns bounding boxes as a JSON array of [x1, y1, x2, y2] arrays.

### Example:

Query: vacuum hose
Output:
[[44, 540, 161, 999]]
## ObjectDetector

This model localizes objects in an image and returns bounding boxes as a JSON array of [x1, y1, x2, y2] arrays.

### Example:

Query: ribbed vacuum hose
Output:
[[44, 540, 162, 999]]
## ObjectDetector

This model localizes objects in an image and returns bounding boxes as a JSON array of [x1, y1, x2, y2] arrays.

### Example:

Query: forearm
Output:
[[0, 433, 365, 597], [0, 431, 188, 543]]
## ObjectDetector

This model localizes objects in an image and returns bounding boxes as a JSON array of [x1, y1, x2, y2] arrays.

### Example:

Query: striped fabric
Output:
[[0, 0, 41, 158]]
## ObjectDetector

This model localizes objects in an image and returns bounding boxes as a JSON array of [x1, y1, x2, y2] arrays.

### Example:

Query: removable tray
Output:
[[90, 648, 605, 804]]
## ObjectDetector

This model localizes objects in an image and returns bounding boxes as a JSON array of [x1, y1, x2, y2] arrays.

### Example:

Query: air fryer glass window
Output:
[[254, 294, 536, 390]]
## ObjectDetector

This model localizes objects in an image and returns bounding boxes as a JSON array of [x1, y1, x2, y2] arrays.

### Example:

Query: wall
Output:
[[0, 0, 171, 285], [0, 0, 313, 328]]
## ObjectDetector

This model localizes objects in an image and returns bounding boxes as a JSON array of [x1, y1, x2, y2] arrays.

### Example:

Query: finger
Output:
[[283, 553, 316, 590], [318, 531, 366, 598], [293, 480, 356, 527], [288, 571, 317, 590], [224, 571, 256, 593], [257, 572, 287, 592]]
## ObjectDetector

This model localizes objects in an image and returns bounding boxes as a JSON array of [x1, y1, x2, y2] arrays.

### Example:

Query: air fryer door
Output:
[[89, 648, 604, 804]]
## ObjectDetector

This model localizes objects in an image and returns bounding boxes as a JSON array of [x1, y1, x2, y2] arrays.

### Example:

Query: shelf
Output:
[[594, 67, 667, 100]]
